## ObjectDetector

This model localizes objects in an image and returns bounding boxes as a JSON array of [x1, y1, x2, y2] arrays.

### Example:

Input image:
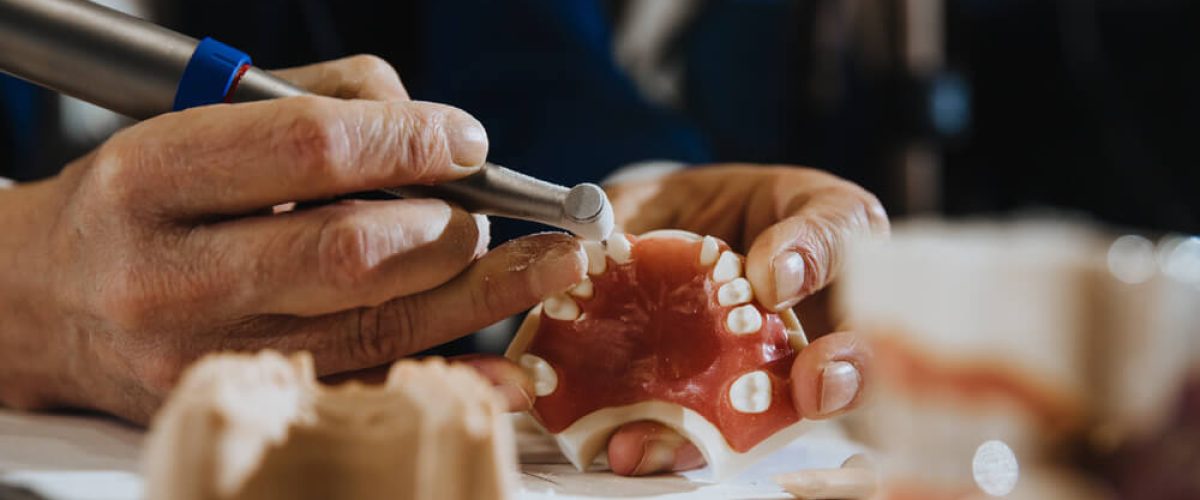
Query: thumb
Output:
[[790, 331, 872, 419]]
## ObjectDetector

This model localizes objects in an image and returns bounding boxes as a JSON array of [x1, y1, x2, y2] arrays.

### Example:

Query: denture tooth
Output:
[[543, 294, 581, 321], [582, 241, 607, 275], [787, 332, 808, 351], [568, 277, 594, 299], [729, 370, 772, 413], [519, 354, 558, 397], [712, 251, 742, 282], [725, 304, 763, 335], [717, 278, 754, 306], [699, 236, 720, 266], [639, 229, 703, 242], [781, 311, 809, 350], [606, 234, 633, 264]]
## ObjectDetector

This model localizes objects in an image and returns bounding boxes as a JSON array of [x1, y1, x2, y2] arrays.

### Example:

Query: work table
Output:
[[0, 408, 862, 499]]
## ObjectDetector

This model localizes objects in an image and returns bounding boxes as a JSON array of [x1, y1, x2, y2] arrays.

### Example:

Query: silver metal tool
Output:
[[386, 176, 613, 242], [0, 0, 614, 241]]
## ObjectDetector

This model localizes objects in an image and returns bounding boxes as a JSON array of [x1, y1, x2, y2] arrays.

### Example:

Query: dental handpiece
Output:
[[0, 0, 615, 241]]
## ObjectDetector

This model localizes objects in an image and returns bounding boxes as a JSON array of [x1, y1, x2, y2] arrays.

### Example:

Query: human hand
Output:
[[0, 55, 586, 424], [599, 164, 889, 475]]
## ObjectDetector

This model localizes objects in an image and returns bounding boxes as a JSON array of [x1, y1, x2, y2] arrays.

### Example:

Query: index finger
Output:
[[241, 233, 587, 377], [102, 95, 488, 216], [745, 170, 888, 310], [272, 54, 410, 101]]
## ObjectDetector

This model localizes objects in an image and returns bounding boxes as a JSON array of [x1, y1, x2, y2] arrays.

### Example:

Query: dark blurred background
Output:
[[2, 0, 1198, 235]]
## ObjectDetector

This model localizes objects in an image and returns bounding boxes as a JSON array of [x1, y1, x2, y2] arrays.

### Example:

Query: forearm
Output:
[[0, 178, 82, 410]]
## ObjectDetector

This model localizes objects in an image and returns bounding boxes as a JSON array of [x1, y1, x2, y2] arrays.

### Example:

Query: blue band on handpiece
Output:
[[172, 37, 252, 111]]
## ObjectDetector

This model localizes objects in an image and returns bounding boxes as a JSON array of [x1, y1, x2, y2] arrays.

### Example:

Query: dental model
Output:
[[506, 230, 810, 479], [143, 352, 517, 500]]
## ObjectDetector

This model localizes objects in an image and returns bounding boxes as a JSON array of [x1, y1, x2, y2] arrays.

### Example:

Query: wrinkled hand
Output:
[[602, 165, 889, 474], [0, 55, 586, 424]]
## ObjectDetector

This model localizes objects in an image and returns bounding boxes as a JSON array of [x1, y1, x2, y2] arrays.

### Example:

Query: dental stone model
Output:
[[143, 352, 517, 500], [507, 230, 811, 479]]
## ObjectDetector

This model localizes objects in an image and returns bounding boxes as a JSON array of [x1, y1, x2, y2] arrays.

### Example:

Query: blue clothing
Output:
[[167, 0, 806, 239], [166, 0, 807, 185], [0, 0, 815, 190]]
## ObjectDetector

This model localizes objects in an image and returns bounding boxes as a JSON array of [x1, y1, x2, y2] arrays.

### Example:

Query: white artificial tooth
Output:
[[543, 294, 580, 321], [583, 241, 607, 275], [717, 278, 754, 306], [781, 310, 809, 350], [728, 370, 772, 413], [699, 236, 720, 266], [568, 277, 593, 299], [519, 354, 558, 397], [725, 304, 763, 335], [606, 234, 633, 264], [638, 229, 702, 242], [712, 251, 742, 282], [787, 331, 809, 351]]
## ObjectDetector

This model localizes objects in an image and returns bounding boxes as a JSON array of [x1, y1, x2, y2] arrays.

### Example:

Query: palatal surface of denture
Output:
[[507, 230, 810, 479]]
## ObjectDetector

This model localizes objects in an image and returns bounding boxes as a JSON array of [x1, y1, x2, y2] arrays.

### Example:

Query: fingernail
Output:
[[473, 214, 491, 257], [819, 361, 860, 415], [632, 439, 678, 476], [445, 110, 489, 168], [527, 238, 588, 296], [494, 382, 534, 412], [772, 251, 806, 310]]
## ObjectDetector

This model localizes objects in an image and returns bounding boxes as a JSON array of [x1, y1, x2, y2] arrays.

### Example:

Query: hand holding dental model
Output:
[[517, 167, 889, 476], [0, 55, 888, 477]]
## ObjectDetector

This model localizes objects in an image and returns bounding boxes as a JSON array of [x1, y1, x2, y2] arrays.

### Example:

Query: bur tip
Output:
[[564, 184, 606, 221], [563, 183, 614, 241]]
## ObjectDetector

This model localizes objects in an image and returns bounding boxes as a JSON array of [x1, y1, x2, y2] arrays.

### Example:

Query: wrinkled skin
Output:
[[0, 55, 587, 424], [0, 55, 889, 476]]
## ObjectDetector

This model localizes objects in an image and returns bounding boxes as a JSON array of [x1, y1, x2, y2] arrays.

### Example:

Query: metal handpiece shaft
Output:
[[386, 166, 612, 241], [0, 0, 306, 118]]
